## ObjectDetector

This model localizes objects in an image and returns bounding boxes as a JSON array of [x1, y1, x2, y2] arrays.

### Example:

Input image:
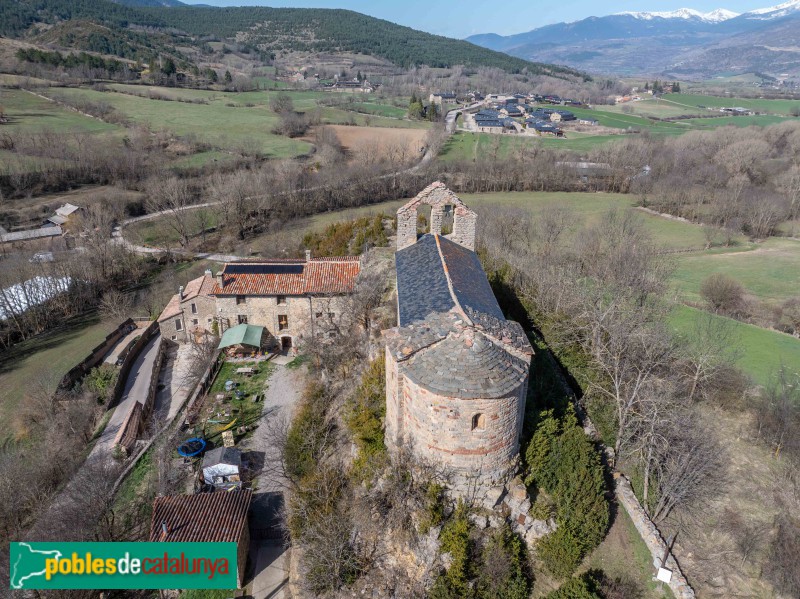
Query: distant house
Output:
[[501, 105, 523, 117], [46, 203, 80, 227], [475, 119, 504, 132], [579, 117, 598, 125], [202, 447, 243, 490], [149, 490, 252, 587], [554, 110, 576, 121], [531, 121, 563, 136], [430, 92, 457, 106]]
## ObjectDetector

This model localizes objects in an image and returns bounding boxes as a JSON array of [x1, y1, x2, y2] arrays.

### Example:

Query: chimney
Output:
[[178, 285, 184, 300], [204, 268, 212, 278], [160, 521, 168, 541], [305, 249, 311, 262], [215, 271, 224, 290]]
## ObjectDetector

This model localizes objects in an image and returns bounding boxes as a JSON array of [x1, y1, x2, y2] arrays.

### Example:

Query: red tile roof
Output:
[[157, 293, 182, 322], [157, 274, 215, 323], [149, 490, 252, 543], [213, 257, 360, 296]]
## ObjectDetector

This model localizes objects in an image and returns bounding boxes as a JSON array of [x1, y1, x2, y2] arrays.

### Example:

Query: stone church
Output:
[[383, 182, 533, 492]]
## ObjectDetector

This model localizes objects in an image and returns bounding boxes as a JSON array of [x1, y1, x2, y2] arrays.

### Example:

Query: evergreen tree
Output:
[[160, 57, 176, 75], [224, 69, 232, 83]]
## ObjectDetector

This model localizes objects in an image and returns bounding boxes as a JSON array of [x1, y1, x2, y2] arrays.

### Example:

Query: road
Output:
[[240, 363, 305, 599], [112, 112, 463, 261]]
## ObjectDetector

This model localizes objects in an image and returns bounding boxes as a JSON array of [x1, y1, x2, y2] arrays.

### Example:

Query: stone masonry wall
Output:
[[396, 182, 477, 251], [215, 295, 348, 348], [615, 475, 696, 599], [400, 373, 526, 486]]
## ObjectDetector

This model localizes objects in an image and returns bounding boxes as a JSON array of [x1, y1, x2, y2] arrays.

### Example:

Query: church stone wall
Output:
[[398, 373, 527, 486]]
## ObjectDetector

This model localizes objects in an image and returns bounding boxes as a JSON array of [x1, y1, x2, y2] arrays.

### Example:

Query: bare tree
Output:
[[144, 176, 193, 247], [700, 273, 746, 316]]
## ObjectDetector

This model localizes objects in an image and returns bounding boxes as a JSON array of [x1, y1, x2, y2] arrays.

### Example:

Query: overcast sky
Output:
[[180, 1, 781, 37]]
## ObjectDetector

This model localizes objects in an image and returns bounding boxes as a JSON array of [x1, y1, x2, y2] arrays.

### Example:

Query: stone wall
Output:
[[216, 294, 347, 349], [615, 475, 696, 599], [396, 182, 477, 251], [397, 372, 526, 487]]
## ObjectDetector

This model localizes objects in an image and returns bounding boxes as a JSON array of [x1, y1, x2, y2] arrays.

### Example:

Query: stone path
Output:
[[152, 342, 196, 423], [102, 326, 140, 365]]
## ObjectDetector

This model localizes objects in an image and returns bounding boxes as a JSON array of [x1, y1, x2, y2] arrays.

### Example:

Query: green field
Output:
[[440, 130, 621, 159], [671, 238, 800, 306], [661, 93, 800, 116], [0, 314, 115, 441], [670, 305, 800, 386], [53, 86, 312, 158], [0, 88, 123, 135]]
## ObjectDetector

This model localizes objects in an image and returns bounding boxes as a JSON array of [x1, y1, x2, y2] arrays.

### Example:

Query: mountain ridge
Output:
[[465, 1, 800, 77]]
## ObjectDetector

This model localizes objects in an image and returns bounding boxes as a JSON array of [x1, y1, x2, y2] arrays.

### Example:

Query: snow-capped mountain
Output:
[[465, 2, 800, 78], [617, 8, 739, 23], [742, 0, 800, 19]]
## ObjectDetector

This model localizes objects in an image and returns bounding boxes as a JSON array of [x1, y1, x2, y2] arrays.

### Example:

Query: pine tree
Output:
[[224, 70, 232, 83]]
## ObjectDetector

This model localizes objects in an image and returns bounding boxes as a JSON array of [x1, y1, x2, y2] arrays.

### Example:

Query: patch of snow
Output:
[[743, 0, 800, 19], [617, 7, 739, 22]]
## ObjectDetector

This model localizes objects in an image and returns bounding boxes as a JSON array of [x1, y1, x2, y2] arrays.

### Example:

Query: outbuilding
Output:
[[202, 446, 243, 490]]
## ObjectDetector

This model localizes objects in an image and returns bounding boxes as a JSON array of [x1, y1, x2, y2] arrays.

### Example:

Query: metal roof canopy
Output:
[[217, 324, 264, 349]]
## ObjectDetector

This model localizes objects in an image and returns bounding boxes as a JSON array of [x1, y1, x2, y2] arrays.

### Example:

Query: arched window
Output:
[[471, 413, 486, 431]]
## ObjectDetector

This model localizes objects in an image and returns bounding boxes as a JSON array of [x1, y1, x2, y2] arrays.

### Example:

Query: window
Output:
[[276, 295, 287, 305], [236, 295, 246, 305], [328, 312, 335, 319], [190, 303, 197, 314], [278, 315, 288, 331], [171, 335, 177, 341], [207, 317, 212, 324], [315, 312, 323, 319], [238, 315, 248, 325], [191, 318, 199, 326], [471, 413, 485, 431], [175, 318, 182, 331]]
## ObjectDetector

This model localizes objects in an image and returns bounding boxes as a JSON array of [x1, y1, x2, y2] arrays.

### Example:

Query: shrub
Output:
[[419, 482, 446, 534], [526, 407, 609, 578], [700, 273, 745, 315], [543, 572, 603, 599], [285, 383, 331, 481], [476, 525, 531, 599], [84, 364, 119, 404], [438, 500, 473, 594], [346, 357, 386, 483]]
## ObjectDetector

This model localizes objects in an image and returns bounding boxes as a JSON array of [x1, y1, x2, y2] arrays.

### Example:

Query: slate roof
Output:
[[149, 489, 252, 543], [405, 329, 529, 398], [396, 235, 455, 325], [212, 258, 360, 296], [203, 446, 242, 469]]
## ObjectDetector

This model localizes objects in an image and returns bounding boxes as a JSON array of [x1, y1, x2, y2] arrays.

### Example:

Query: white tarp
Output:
[[0, 276, 72, 319]]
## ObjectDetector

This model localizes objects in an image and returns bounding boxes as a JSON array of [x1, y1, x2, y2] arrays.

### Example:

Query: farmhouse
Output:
[[149, 489, 252, 586], [46, 203, 81, 227], [430, 92, 457, 105], [157, 254, 361, 352], [383, 183, 533, 494]]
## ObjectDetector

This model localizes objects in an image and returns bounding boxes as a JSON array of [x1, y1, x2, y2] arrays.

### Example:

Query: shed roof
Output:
[[55, 203, 80, 217], [149, 489, 252, 543], [218, 324, 264, 349], [203, 446, 242, 469], [1, 226, 62, 243]]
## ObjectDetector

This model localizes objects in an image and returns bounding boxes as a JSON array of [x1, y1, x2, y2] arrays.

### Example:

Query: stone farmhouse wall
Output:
[[215, 294, 347, 349], [386, 351, 527, 488]]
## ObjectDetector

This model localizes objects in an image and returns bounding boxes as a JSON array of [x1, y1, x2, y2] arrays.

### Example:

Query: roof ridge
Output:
[[433, 234, 473, 326]]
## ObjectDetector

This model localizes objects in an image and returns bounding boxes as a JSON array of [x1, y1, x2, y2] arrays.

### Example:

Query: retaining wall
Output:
[[107, 320, 159, 409], [59, 318, 138, 390]]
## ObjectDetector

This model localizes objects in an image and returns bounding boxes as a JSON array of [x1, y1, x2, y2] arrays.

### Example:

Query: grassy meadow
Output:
[[0, 314, 115, 442], [670, 305, 800, 386]]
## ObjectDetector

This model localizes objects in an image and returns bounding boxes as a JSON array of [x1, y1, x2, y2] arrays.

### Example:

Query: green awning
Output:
[[217, 324, 264, 349]]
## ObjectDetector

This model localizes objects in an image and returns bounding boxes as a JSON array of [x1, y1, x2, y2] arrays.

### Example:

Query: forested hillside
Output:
[[1, 0, 586, 77]]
